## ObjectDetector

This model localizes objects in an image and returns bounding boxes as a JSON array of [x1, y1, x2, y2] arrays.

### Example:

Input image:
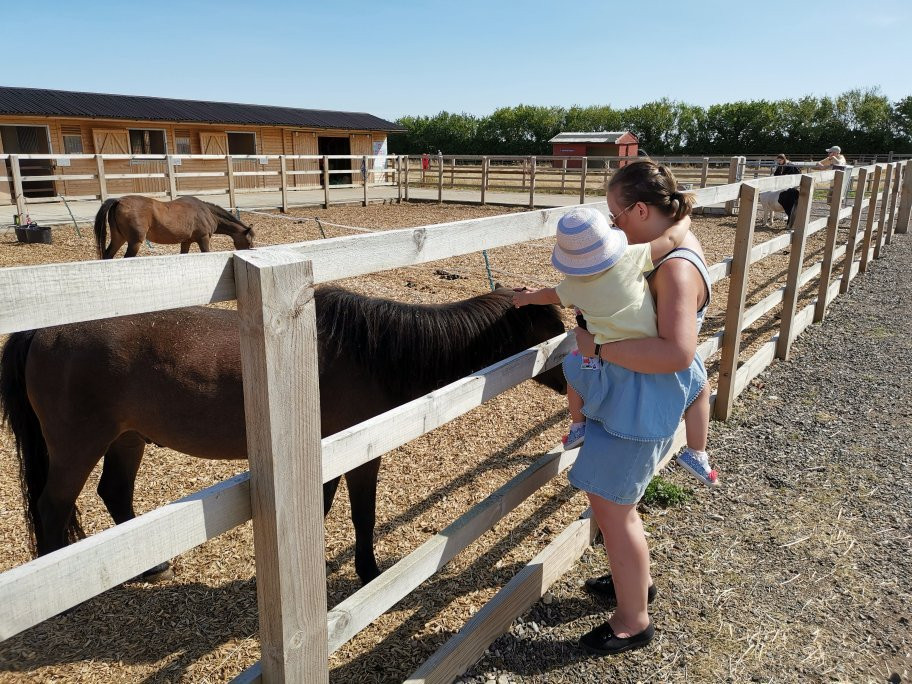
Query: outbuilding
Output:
[[548, 131, 638, 168], [0, 86, 403, 201]]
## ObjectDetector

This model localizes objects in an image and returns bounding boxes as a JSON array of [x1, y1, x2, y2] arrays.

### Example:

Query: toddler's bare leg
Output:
[[568, 384, 585, 424]]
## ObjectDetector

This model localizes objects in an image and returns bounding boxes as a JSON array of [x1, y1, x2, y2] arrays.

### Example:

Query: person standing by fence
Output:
[[569, 160, 713, 655], [816, 145, 847, 169]]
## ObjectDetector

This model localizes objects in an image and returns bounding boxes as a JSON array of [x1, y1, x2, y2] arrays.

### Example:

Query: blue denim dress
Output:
[[566, 248, 711, 504]]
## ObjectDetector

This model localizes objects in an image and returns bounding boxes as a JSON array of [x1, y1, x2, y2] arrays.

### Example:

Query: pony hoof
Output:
[[134, 561, 174, 583]]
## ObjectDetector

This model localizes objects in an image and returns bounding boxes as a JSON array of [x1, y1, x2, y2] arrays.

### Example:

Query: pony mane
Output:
[[315, 286, 563, 401], [204, 201, 252, 232]]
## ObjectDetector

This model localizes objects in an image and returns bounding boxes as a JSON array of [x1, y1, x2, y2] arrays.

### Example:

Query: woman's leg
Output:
[[684, 384, 710, 452], [588, 492, 652, 636]]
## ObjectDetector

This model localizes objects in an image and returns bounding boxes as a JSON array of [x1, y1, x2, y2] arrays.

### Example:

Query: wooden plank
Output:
[[362, 154, 369, 207], [724, 156, 742, 214], [873, 163, 893, 259], [776, 175, 814, 360], [404, 155, 410, 202], [480, 156, 488, 205], [840, 167, 869, 294], [883, 161, 902, 244], [0, 473, 251, 641], [715, 183, 758, 420], [10, 155, 26, 218], [859, 165, 883, 273], [322, 333, 573, 483], [95, 154, 108, 202], [226, 155, 237, 209], [327, 441, 579, 653], [579, 158, 587, 203], [280, 156, 289, 213], [234, 249, 328, 683], [165, 155, 177, 199], [437, 153, 443, 204], [405, 513, 599, 684], [896, 162, 912, 234], [529, 156, 536, 209], [700, 157, 709, 187], [397, 155, 403, 203]]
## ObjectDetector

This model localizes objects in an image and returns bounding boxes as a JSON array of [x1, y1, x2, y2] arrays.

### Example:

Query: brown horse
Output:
[[0, 286, 566, 584], [93, 195, 255, 258]]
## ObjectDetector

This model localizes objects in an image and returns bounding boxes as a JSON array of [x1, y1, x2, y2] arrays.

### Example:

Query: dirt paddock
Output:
[[0, 200, 899, 682]]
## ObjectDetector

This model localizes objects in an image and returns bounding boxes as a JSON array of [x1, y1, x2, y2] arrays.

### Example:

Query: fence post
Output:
[[165, 155, 177, 199], [437, 152, 443, 204], [896, 162, 912, 234], [95, 154, 108, 201], [883, 161, 901, 245], [528, 156, 536, 209], [776, 175, 815, 361], [451, 157, 456, 187], [227, 155, 237, 209], [480, 156, 488, 205], [521, 157, 527, 190], [859, 165, 883, 273], [322, 155, 331, 209], [715, 182, 759, 421], [280, 156, 289, 213], [840, 167, 870, 293], [603, 159, 609, 193], [9, 155, 26, 221], [363, 154, 369, 207], [700, 157, 709, 188], [724, 156, 743, 215], [873, 163, 894, 258], [233, 249, 329, 684], [561, 158, 567, 192], [397, 156, 402, 203], [814, 169, 848, 323], [579, 157, 588, 204]]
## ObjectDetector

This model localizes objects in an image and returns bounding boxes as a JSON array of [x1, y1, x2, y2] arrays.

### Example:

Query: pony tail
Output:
[[669, 190, 696, 221], [93, 198, 119, 259]]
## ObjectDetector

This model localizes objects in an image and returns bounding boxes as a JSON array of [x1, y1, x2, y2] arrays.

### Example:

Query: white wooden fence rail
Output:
[[0, 159, 907, 683]]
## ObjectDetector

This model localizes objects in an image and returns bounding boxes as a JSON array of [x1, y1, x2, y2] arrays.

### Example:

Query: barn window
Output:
[[227, 132, 257, 155], [175, 131, 191, 155], [128, 129, 167, 155], [61, 126, 84, 154]]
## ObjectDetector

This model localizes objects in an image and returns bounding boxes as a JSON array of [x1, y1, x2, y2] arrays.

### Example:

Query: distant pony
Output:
[[94, 195, 255, 258]]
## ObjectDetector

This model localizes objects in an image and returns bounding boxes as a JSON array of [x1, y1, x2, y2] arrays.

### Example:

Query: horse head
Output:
[[206, 202, 256, 250]]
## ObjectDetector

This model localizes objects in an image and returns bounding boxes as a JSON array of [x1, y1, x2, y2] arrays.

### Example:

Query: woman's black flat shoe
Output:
[[579, 620, 655, 656], [584, 574, 656, 603]]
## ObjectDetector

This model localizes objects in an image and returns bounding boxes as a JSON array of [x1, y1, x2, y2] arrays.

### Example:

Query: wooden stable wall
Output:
[[0, 161, 909, 683], [0, 114, 388, 197]]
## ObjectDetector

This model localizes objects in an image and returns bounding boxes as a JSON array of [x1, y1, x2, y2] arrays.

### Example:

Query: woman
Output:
[[569, 160, 711, 655], [772, 153, 800, 176]]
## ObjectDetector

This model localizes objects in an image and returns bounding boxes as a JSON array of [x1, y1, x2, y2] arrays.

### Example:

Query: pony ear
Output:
[[493, 280, 504, 290]]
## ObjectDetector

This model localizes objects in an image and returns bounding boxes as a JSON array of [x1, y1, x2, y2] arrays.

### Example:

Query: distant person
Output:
[[772, 154, 800, 176], [815, 146, 847, 170]]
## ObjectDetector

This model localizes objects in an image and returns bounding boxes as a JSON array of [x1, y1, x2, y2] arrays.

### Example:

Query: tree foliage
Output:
[[391, 89, 912, 155]]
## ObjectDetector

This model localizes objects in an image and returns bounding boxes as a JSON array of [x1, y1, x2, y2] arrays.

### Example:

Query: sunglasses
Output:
[[607, 202, 638, 225]]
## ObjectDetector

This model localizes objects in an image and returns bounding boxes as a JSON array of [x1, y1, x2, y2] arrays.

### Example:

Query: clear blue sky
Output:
[[8, 0, 909, 121]]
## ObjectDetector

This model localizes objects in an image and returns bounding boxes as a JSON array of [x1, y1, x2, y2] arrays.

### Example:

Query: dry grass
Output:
[[0, 200, 861, 682]]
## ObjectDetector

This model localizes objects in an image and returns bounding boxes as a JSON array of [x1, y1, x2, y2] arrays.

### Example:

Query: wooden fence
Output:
[[1, 152, 870, 223], [0, 159, 910, 682]]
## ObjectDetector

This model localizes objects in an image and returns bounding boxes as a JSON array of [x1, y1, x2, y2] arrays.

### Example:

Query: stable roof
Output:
[[548, 131, 637, 144], [0, 86, 405, 131]]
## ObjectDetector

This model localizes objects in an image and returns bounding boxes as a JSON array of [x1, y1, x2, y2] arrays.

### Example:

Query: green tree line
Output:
[[389, 89, 912, 156]]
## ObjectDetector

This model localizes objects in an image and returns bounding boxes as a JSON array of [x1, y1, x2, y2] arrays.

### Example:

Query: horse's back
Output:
[[26, 308, 249, 459]]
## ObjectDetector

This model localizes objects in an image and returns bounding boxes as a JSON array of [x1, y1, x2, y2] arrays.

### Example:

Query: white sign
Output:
[[371, 139, 388, 182]]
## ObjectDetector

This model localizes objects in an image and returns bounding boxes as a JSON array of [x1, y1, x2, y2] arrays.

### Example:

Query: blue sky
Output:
[[8, 0, 909, 121]]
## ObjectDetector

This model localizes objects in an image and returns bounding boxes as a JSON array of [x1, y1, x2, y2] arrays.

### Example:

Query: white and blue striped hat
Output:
[[551, 207, 627, 276]]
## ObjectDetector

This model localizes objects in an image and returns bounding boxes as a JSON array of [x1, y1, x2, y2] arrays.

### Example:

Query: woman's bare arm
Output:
[[574, 259, 703, 373]]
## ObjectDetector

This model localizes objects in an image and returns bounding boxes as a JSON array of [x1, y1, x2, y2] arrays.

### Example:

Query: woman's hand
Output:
[[574, 326, 597, 357], [512, 287, 533, 308]]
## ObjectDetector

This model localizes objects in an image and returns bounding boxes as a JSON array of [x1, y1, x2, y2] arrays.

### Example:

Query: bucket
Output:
[[14, 224, 52, 245]]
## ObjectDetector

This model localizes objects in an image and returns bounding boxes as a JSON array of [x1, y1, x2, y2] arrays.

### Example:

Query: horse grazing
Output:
[[0, 287, 566, 585], [93, 195, 255, 258]]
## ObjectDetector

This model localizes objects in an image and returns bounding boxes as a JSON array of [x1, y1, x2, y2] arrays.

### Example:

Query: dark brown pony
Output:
[[0, 287, 566, 584], [93, 195, 255, 258]]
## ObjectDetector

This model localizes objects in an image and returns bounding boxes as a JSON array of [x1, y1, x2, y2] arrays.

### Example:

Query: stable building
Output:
[[0, 86, 403, 200], [548, 131, 639, 167]]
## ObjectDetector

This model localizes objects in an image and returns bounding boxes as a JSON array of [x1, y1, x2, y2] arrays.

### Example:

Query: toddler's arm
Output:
[[512, 286, 561, 308], [649, 214, 691, 262]]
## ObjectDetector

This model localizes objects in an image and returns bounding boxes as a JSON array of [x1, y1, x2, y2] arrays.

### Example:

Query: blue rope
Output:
[[482, 250, 495, 291]]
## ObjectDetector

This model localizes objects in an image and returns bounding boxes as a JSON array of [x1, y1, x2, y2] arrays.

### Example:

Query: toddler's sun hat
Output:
[[551, 207, 627, 276]]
